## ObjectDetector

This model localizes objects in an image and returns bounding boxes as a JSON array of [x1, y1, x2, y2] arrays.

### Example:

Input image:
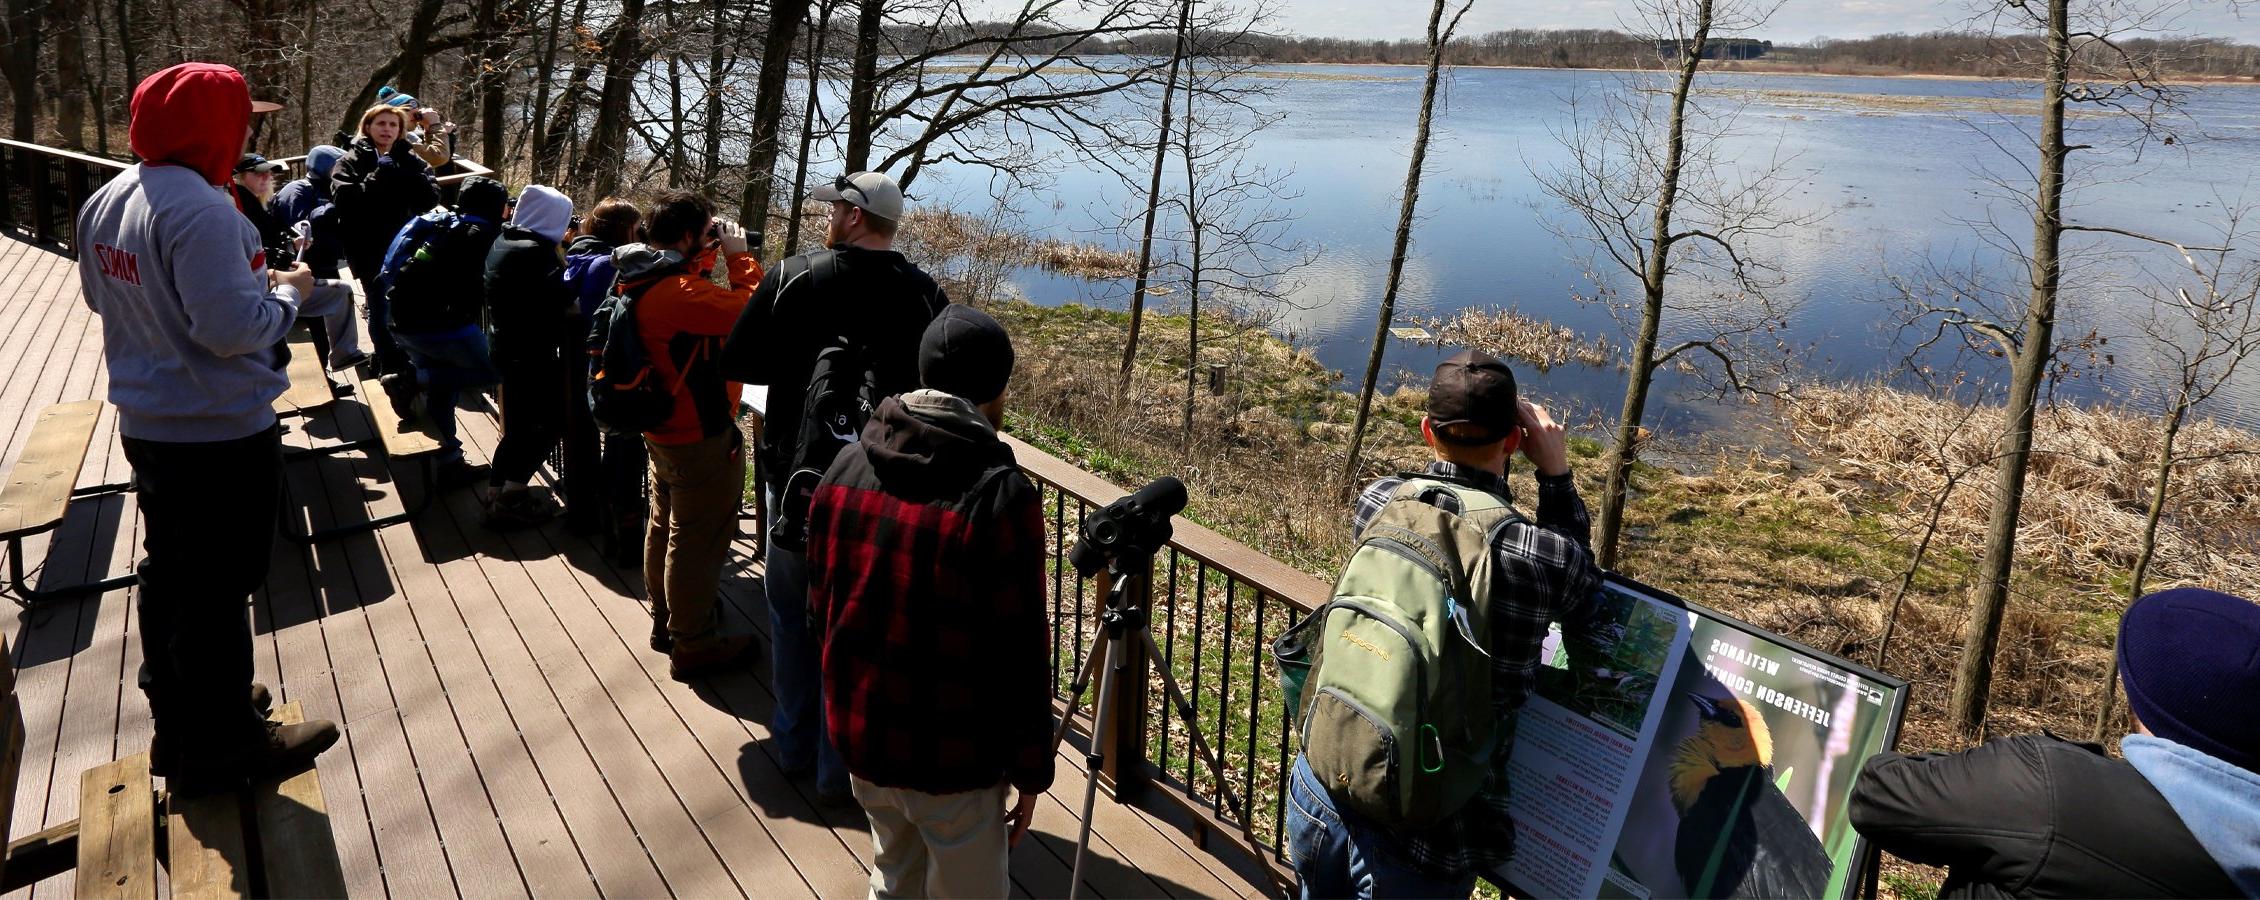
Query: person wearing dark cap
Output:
[[718, 169, 947, 804], [805, 304, 1052, 898], [233, 153, 367, 372], [1849, 587, 2257, 899], [76, 61, 340, 794], [1285, 350, 1608, 898]]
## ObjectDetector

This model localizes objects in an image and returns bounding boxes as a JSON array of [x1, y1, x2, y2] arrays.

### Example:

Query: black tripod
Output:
[[1051, 554, 1252, 900]]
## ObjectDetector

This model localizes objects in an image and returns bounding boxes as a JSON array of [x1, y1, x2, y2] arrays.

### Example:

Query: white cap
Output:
[[810, 171, 904, 221]]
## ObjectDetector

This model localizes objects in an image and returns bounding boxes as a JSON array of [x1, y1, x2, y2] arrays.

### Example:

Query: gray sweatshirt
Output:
[[77, 164, 300, 442]]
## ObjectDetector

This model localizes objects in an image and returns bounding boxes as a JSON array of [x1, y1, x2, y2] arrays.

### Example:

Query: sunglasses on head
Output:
[[832, 175, 868, 208]]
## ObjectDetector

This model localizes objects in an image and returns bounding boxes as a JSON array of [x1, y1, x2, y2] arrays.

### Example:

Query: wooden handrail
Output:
[[1003, 432, 1332, 614], [0, 139, 130, 172]]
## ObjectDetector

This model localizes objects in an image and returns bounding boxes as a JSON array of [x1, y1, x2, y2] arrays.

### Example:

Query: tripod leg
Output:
[[1051, 631, 1109, 755], [1068, 625, 1127, 900], [1137, 626, 1250, 825]]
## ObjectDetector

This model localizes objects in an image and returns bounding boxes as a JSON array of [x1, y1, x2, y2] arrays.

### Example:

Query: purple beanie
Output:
[[2119, 587, 2260, 772]]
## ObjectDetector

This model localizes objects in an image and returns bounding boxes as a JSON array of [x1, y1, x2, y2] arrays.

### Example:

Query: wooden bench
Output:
[[0, 399, 135, 606], [0, 636, 348, 897], [272, 327, 335, 418], [276, 362, 444, 545]]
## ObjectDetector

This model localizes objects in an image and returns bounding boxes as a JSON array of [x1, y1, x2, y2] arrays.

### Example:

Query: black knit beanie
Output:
[[918, 304, 1014, 404], [2119, 587, 2260, 772]]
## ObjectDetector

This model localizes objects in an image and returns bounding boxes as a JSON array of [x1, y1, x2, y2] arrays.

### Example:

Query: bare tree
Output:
[[48, 0, 88, 149], [0, 0, 35, 141], [2091, 201, 2260, 739], [741, 0, 811, 229], [1115, 0, 1194, 400], [1533, 0, 1806, 569], [1340, 0, 1472, 484], [784, 0, 839, 254], [574, 0, 652, 198]]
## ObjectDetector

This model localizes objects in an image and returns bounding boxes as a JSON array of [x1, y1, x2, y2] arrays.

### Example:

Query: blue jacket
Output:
[[563, 234, 620, 318], [2125, 734, 2260, 898]]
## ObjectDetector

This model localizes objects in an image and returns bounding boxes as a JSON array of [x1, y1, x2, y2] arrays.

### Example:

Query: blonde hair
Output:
[[359, 105, 408, 137]]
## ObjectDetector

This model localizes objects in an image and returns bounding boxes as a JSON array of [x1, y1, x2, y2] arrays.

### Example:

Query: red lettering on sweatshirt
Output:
[[93, 243, 142, 286]]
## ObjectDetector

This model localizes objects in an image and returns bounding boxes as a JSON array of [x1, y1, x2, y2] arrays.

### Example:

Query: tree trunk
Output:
[[663, 0, 685, 187], [337, 0, 447, 138], [0, 0, 34, 141], [473, 0, 511, 175], [1951, 0, 2070, 740], [1340, 0, 1455, 484], [1592, 0, 1712, 570], [49, 0, 88, 149], [299, 0, 316, 149], [89, 0, 112, 154], [700, 0, 730, 189], [575, 0, 651, 199], [842, 0, 883, 172], [118, 0, 142, 102], [1115, 0, 1194, 400], [1181, 61, 1201, 445], [785, 0, 836, 255], [2091, 405, 2184, 740], [528, 0, 573, 183], [741, 0, 811, 230]]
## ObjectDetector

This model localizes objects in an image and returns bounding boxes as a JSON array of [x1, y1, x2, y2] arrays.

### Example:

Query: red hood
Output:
[[130, 63, 251, 188]]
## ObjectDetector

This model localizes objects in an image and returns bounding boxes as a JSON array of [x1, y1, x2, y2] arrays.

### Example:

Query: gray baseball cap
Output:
[[811, 171, 905, 221]]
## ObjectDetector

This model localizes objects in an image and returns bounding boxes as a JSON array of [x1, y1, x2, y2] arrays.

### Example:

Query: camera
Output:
[[1068, 476, 1187, 577]]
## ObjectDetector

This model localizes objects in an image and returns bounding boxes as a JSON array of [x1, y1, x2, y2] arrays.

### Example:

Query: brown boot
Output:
[[169, 719, 343, 796], [669, 634, 761, 682]]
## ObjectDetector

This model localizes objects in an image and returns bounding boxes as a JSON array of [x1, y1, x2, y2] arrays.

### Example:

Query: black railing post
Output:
[[0, 144, 16, 231], [28, 154, 52, 246], [61, 160, 88, 255], [1098, 561, 1153, 800]]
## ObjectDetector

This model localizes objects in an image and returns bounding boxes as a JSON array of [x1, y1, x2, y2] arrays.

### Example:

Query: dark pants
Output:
[[493, 348, 564, 486], [561, 349, 602, 529], [122, 425, 281, 763], [395, 325, 499, 463], [358, 275, 409, 376]]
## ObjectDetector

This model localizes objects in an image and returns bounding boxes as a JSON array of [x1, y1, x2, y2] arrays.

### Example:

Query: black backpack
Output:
[[772, 258, 880, 553], [586, 278, 687, 436]]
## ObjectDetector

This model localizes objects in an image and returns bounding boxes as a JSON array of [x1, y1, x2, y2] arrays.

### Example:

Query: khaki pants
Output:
[[644, 431, 745, 650], [853, 777, 1010, 900]]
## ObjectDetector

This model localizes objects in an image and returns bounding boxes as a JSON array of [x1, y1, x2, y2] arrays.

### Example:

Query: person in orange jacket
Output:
[[612, 190, 765, 680]]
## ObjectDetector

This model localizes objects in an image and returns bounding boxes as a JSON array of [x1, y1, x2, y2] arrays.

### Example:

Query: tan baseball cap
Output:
[[810, 171, 904, 221]]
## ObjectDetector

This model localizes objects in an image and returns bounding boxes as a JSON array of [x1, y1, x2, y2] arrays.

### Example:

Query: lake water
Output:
[[897, 64, 2260, 433]]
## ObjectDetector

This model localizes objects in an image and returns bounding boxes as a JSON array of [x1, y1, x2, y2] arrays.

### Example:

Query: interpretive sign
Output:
[[1491, 575, 1909, 900]]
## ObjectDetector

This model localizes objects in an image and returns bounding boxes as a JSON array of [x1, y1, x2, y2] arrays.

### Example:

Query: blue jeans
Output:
[[1286, 756, 1478, 899], [393, 325, 498, 461], [764, 486, 846, 795]]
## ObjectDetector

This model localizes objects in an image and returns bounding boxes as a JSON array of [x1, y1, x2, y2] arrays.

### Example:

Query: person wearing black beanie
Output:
[[1849, 587, 2258, 899], [802, 303, 1054, 897]]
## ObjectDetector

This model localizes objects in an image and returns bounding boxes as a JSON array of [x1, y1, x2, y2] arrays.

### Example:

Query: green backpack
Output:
[[1273, 476, 1522, 829]]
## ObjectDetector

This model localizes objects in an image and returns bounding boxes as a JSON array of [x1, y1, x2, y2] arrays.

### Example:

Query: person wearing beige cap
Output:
[[718, 169, 947, 804]]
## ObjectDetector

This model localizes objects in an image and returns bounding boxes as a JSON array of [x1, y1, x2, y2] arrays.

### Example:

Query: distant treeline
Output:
[[873, 24, 2260, 80]]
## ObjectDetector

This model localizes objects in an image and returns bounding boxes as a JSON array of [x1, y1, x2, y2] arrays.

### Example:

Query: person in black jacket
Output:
[[1849, 587, 2259, 899], [386, 176, 507, 490], [481, 184, 575, 530], [331, 104, 438, 378], [717, 170, 947, 805]]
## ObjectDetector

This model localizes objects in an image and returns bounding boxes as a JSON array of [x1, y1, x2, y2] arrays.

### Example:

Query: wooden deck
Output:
[[0, 235, 1273, 899]]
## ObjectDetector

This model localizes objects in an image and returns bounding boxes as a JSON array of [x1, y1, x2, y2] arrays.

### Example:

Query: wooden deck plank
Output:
[[250, 702, 349, 899], [0, 399, 99, 538], [75, 754, 155, 900], [273, 327, 334, 415], [165, 785, 254, 898]]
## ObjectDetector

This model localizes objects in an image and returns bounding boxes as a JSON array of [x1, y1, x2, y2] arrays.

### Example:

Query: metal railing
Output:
[[0, 139, 131, 258], [1008, 433, 1327, 892]]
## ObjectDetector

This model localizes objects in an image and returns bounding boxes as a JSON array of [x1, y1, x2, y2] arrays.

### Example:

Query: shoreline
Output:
[[1263, 58, 2260, 88]]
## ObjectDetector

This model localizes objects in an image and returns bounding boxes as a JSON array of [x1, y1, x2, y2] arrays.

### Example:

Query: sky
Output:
[[1269, 0, 2260, 45]]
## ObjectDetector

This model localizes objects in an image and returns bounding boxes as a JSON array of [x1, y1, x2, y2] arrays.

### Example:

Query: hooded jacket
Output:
[[806, 391, 1055, 796], [269, 145, 345, 278], [2125, 734, 2260, 898], [1851, 732, 2242, 899], [78, 63, 297, 442], [485, 192, 575, 366], [330, 134, 438, 278], [614, 242, 763, 446]]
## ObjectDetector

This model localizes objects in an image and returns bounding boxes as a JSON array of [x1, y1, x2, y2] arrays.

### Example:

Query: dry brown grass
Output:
[[1419, 306, 1617, 371]]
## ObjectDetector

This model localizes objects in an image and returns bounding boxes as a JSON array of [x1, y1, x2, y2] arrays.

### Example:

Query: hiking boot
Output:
[[650, 615, 674, 654], [149, 684, 279, 779], [481, 489, 560, 532], [251, 682, 274, 717], [610, 516, 647, 569], [327, 349, 370, 373], [380, 372, 421, 425], [436, 460, 491, 492], [166, 718, 342, 796], [669, 633, 761, 682]]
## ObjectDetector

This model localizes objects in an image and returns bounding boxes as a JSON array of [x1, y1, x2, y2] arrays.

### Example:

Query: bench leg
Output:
[[3, 481, 140, 607], [279, 452, 435, 545]]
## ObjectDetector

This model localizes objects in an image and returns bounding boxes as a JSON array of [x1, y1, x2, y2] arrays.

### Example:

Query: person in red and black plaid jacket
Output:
[[806, 305, 1054, 898]]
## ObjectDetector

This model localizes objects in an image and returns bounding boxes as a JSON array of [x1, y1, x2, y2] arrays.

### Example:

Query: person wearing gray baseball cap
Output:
[[718, 170, 949, 805]]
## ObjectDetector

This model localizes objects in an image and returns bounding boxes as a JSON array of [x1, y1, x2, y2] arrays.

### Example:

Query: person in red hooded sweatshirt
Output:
[[75, 63, 341, 793]]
